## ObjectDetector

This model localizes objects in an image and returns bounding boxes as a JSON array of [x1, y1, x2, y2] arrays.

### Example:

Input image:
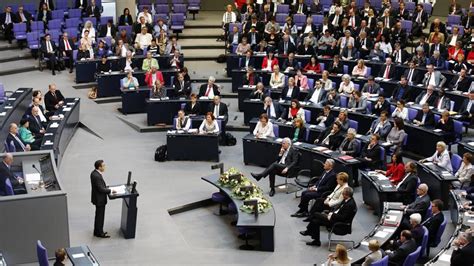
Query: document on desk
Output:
[[383, 227, 396, 233], [44, 140, 54, 146], [110, 185, 127, 194], [72, 253, 85, 259], [62, 107, 72, 112], [467, 219, 474, 224], [275, 138, 283, 143], [25, 173, 41, 183], [439, 253, 451, 262], [0, 112, 6, 116], [50, 122, 60, 128], [374, 231, 389, 238], [4, 106, 12, 109], [376, 174, 388, 180], [385, 215, 397, 222], [424, 162, 434, 166], [468, 141, 474, 146]]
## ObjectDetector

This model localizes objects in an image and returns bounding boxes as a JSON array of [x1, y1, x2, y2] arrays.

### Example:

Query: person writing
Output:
[[91, 160, 116, 238], [199, 112, 220, 134]]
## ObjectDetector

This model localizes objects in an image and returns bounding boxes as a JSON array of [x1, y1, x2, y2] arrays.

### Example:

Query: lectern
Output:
[[108, 173, 139, 239]]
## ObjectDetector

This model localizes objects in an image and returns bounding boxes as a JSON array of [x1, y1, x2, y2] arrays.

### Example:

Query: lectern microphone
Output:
[[127, 171, 132, 186], [211, 163, 224, 174], [132, 181, 137, 193]]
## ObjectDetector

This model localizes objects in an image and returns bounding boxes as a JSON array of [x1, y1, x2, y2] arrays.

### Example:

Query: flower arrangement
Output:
[[218, 167, 244, 188], [240, 197, 272, 214]]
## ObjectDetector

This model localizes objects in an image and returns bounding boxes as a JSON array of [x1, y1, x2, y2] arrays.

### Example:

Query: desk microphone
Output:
[[211, 163, 224, 174], [32, 164, 41, 175], [87, 251, 96, 264]]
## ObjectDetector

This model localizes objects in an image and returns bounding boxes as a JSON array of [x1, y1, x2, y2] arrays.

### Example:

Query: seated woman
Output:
[[121, 71, 139, 89], [235, 36, 251, 55], [150, 80, 166, 99], [242, 67, 260, 86], [359, 134, 382, 170], [96, 55, 110, 73], [315, 122, 345, 150], [294, 69, 309, 91], [18, 119, 42, 150], [325, 244, 351, 266], [386, 117, 407, 153], [253, 113, 275, 138], [391, 100, 408, 121], [199, 112, 220, 134], [249, 82, 266, 100], [291, 118, 306, 142], [184, 93, 201, 116], [420, 141, 453, 173], [94, 40, 110, 58], [435, 110, 455, 143], [309, 172, 350, 214], [77, 43, 91, 61], [285, 99, 305, 122], [175, 109, 191, 130], [303, 55, 322, 74], [338, 128, 359, 157], [376, 152, 405, 185], [261, 50, 278, 71], [454, 152, 473, 188], [269, 65, 285, 89], [338, 74, 355, 95], [352, 59, 367, 78], [448, 41, 465, 61], [361, 240, 383, 266]]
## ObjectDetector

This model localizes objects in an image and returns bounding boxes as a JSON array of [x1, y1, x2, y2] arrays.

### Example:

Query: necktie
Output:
[[14, 135, 26, 151], [454, 77, 461, 90], [384, 65, 390, 79], [417, 12, 421, 23], [205, 86, 211, 96], [408, 69, 413, 82], [47, 41, 52, 53], [385, 17, 389, 28], [226, 13, 231, 23], [298, 4, 302, 13], [20, 13, 26, 22], [35, 116, 41, 127], [52, 92, 56, 98], [351, 17, 355, 27], [369, 85, 372, 93], [467, 101, 473, 112], [284, 42, 288, 54], [317, 172, 328, 189], [65, 40, 71, 50], [426, 73, 431, 86], [6, 13, 11, 24]]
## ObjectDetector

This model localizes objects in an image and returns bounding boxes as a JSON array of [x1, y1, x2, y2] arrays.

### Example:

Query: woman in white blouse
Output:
[[338, 74, 355, 95], [269, 65, 285, 89], [420, 141, 453, 173], [312, 172, 350, 212], [81, 20, 96, 42], [352, 59, 368, 77], [320, 70, 333, 91], [391, 100, 409, 121], [253, 113, 275, 138], [199, 112, 220, 134], [379, 35, 393, 55], [455, 152, 473, 187]]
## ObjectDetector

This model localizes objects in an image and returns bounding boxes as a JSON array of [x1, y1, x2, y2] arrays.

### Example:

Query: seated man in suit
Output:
[[459, 91, 474, 124], [361, 76, 381, 95], [27, 106, 46, 137], [44, 84, 65, 114], [347, 91, 367, 114], [395, 162, 419, 204], [314, 122, 345, 150], [291, 159, 337, 218], [282, 52, 299, 73], [378, 57, 396, 79], [386, 230, 418, 265], [391, 76, 414, 103], [434, 89, 451, 111], [184, 93, 201, 116], [198, 76, 220, 99], [208, 96, 228, 123], [358, 134, 382, 170], [0, 153, 26, 195], [240, 50, 256, 69], [300, 186, 357, 246], [415, 85, 437, 106], [280, 77, 300, 101], [263, 96, 284, 120], [413, 103, 436, 127], [449, 68, 470, 92], [173, 72, 191, 98], [401, 183, 431, 229], [0, 6, 18, 44], [451, 229, 474, 265], [422, 64, 447, 87], [422, 199, 445, 247], [367, 111, 391, 139], [251, 138, 299, 196], [372, 95, 390, 117], [40, 33, 59, 75], [58, 32, 75, 73], [305, 80, 326, 104], [403, 61, 422, 85], [6, 123, 31, 152]]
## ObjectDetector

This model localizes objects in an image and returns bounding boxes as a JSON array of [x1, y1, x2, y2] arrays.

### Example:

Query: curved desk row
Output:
[[457, 140, 474, 156], [417, 162, 457, 210], [201, 174, 276, 251], [146, 98, 213, 125], [242, 134, 360, 185], [40, 98, 81, 165], [0, 88, 33, 152], [76, 54, 184, 83], [426, 190, 472, 265], [96, 69, 178, 98]]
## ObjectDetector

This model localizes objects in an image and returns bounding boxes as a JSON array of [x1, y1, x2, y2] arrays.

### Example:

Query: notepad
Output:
[[4, 106, 12, 109], [439, 253, 451, 262], [167, 130, 176, 134], [468, 142, 474, 146], [383, 228, 396, 233], [63, 107, 71, 112], [0, 112, 5, 116], [44, 133, 53, 136], [149, 98, 161, 101], [8, 97, 16, 100], [72, 253, 85, 259], [433, 129, 442, 132], [275, 138, 283, 142], [44, 140, 53, 145], [377, 175, 388, 181], [374, 231, 389, 238], [385, 215, 397, 222], [278, 100, 285, 103], [309, 125, 317, 129], [424, 162, 434, 166], [388, 210, 402, 215], [67, 102, 75, 106], [17, 90, 24, 92], [467, 219, 474, 223], [361, 241, 369, 246], [25, 173, 41, 182], [110, 185, 126, 194]]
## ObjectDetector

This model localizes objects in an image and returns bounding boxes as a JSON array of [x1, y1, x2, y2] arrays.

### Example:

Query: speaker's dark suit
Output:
[[173, 80, 192, 98], [260, 147, 299, 188], [58, 38, 75, 70], [396, 173, 418, 204], [0, 162, 24, 195], [44, 90, 65, 112], [27, 115, 45, 137], [90, 169, 111, 235]]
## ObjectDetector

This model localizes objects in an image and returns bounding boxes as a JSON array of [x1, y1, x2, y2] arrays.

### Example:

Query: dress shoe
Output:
[[291, 212, 308, 218], [52, 72, 56, 75], [269, 189, 275, 197], [299, 230, 309, 236], [303, 217, 311, 222], [94, 233, 110, 238], [250, 173, 262, 181], [306, 240, 321, 246]]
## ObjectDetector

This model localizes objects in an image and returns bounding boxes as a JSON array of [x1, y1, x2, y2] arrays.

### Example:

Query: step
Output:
[[182, 49, 226, 60], [0, 60, 39, 76], [0, 49, 33, 63], [180, 38, 224, 49], [179, 28, 222, 39]]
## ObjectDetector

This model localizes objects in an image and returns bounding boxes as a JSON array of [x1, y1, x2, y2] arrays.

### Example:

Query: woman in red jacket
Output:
[[144, 67, 164, 87], [375, 152, 405, 185], [261, 50, 279, 71], [303, 56, 322, 74]]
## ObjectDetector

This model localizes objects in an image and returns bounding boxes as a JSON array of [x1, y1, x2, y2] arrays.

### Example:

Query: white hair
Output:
[[208, 76, 216, 82], [410, 213, 422, 224]]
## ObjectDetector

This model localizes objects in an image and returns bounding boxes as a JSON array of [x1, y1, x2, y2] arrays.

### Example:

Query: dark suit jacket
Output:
[[338, 138, 360, 156], [361, 143, 382, 168], [208, 102, 228, 117], [86, 5, 101, 19], [429, 43, 447, 57], [277, 41, 296, 55], [118, 14, 133, 26], [277, 147, 299, 175], [415, 110, 435, 127], [282, 58, 298, 71], [423, 212, 444, 245], [38, 0, 55, 10], [184, 102, 201, 115], [0, 162, 20, 195], [6, 133, 26, 152], [173, 80, 192, 98], [403, 68, 422, 84], [397, 173, 418, 204], [372, 100, 390, 117], [290, 126, 306, 142], [451, 241, 474, 266], [27, 115, 45, 136], [36, 10, 52, 22], [459, 99, 474, 115], [297, 45, 315, 56], [415, 92, 436, 106], [198, 84, 220, 97], [328, 62, 343, 74], [309, 170, 337, 195], [341, 47, 358, 60], [99, 25, 117, 38], [263, 102, 284, 119], [90, 170, 111, 206], [449, 76, 471, 92], [304, 88, 327, 103], [330, 197, 357, 224], [406, 194, 431, 218], [378, 64, 396, 79], [227, 32, 242, 45], [281, 86, 300, 100], [44, 90, 65, 112], [15, 11, 32, 22], [318, 129, 344, 151], [58, 38, 75, 54], [389, 239, 417, 265], [40, 40, 57, 55], [240, 57, 256, 69]]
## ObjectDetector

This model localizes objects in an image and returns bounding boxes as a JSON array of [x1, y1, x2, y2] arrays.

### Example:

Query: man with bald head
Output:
[[400, 183, 431, 229], [44, 84, 65, 113], [6, 123, 31, 152], [0, 153, 26, 195], [28, 106, 46, 137]]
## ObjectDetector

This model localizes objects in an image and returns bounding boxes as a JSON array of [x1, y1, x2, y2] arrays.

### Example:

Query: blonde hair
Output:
[[335, 244, 350, 264], [368, 240, 380, 252]]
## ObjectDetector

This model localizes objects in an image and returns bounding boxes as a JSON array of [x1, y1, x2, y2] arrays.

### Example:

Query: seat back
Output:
[[343, 65, 348, 74], [307, 78, 314, 89], [420, 226, 429, 258], [370, 255, 388, 266], [340, 95, 348, 107], [402, 246, 421, 266], [451, 153, 462, 173], [433, 215, 447, 246], [447, 15, 461, 26], [68, 8, 82, 18], [118, 25, 133, 36], [379, 146, 385, 168], [453, 120, 463, 142], [51, 10, 65, 20], [100, 16, 114, 25], [5, 178, 14, 196], [47, 19, 62, 30], [36, 240, 49, 266], [312, 14, 324, 26], [348, 119, 358, 132], [276, 4, 289, 13], [407, 108, 417, 121], [333, 206, 357, 235], [304, 109, 311, 123], [31, 21, 45, 32], [4, 140, 15, 153], [173, 4, 187, 14], [293, 14, 306, 29], [275, 13, 287, 25], [273, 123, 279, 137]]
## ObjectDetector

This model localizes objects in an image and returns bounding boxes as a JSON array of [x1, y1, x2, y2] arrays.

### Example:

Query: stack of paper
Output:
[[50, 122, 59, 128], [25, 173, 41, 183], [110, 185, 127, 194], [44, 140, 53, 145]]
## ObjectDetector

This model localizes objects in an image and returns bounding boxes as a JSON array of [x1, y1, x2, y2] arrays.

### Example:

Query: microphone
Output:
[[211, 163, 224, 174], [127, 171, 132, 186], [32, 164, 41, 175], [87, 251, 96, 264]]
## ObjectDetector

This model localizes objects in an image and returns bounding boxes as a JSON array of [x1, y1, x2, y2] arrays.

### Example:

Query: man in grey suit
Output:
[[91, 160, 116, 238], [422, 64, 447, 87], [401, 183, 431, 229], [361, 76, 381, 95], [348, 91, 367, 113], [415, 85, 437, 106], [367, 111, 392, 139]]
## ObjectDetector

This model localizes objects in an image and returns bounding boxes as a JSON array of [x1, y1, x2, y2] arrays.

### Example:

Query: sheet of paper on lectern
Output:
[[110, 185, 126, 194], [25, 173, 41, 182]]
